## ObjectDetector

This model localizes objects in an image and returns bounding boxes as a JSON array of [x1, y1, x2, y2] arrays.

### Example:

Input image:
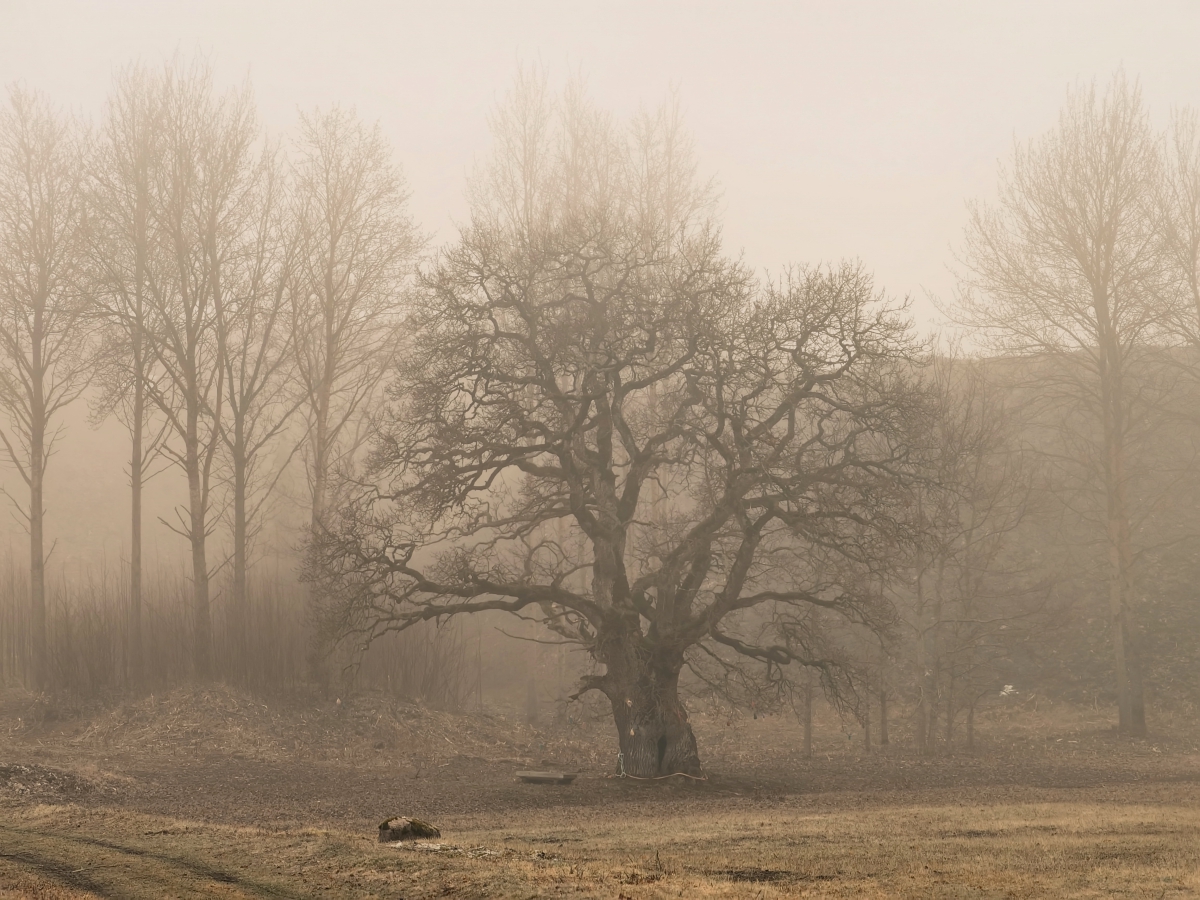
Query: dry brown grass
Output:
[[3, 790, 1198, 898], [4, 686, 1200, 896]]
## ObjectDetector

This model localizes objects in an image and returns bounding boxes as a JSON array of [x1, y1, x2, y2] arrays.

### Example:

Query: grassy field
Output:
[[2, 686, 1199, 897], [3, 789, 1199, 898]]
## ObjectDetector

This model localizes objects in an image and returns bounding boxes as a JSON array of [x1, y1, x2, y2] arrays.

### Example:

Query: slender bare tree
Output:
[[138, 60, 259, 679], [89, 66, 172, 685], [215, 144, 302, 671], [289, 107, 419, 535], [955, 73, 1168, 735], [0, 86, 94, 689]]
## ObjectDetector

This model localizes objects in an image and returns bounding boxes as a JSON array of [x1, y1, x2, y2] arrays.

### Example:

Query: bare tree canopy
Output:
[[289, 106, 420, 533], [308, 78, 923, 776]]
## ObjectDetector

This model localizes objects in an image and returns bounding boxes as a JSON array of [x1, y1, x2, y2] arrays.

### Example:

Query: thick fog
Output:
[[5, 14, 1200, 896], [1, 1, 1196, 570], [5, 3, 1199, 308], [1, 1, 1198, 747]]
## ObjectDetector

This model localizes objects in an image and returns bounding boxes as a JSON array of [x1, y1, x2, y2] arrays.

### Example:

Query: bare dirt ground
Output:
[[2, 686, 1199, 897]]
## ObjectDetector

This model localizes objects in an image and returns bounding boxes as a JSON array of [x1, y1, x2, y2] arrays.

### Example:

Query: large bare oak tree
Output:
[[309, 80, 920, 775]]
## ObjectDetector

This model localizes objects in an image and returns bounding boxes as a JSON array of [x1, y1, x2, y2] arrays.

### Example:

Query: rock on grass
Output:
[[379, 817, 441, 842]]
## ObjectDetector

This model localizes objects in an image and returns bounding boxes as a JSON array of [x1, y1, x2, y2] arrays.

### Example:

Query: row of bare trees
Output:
[[4, 59, 1200, 766], [0, 61, 418, 688]]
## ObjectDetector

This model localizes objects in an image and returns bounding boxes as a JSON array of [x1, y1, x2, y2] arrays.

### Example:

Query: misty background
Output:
[[5, 10, 1200, 895], [2, 1, 1199, 568], [0, 2, 1196, 748]]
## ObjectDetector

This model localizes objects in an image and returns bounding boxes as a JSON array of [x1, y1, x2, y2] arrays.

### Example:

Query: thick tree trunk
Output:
[[1106, 500, 1146, 736], [1111, 486, 1146, 737], [1104, 445, 1133, 733], [1105, 450, 1145, 734], [602, 642, 701, 778]]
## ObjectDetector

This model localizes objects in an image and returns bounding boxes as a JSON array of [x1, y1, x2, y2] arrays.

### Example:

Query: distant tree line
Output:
[[2, 63, 1199, 769]]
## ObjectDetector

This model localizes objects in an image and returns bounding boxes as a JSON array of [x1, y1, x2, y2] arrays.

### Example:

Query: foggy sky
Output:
[[2, 1, 1200, 563], [4, 0, 1199, 325]]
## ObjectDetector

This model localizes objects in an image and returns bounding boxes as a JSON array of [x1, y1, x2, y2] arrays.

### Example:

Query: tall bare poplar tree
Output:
[[215, 146, 300, 666], [139, 61, 258, 678], [0, 87, 93, 689], [90, 67, 169, 685], [290, 108, 418, 534], [956, 74, 1166, 735]]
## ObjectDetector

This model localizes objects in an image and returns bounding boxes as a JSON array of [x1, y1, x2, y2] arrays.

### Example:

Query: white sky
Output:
[[3, 2, 1200, 325]]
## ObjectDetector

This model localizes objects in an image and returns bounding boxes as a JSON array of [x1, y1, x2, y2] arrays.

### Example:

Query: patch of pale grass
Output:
[[2, 792, 1199, 898]]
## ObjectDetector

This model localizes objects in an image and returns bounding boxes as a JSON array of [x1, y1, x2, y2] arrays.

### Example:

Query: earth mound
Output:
[[0, 762, 116, 800]]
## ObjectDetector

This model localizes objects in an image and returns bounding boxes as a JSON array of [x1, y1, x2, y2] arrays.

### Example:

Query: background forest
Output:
[[1, 60, 1199, 765]]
